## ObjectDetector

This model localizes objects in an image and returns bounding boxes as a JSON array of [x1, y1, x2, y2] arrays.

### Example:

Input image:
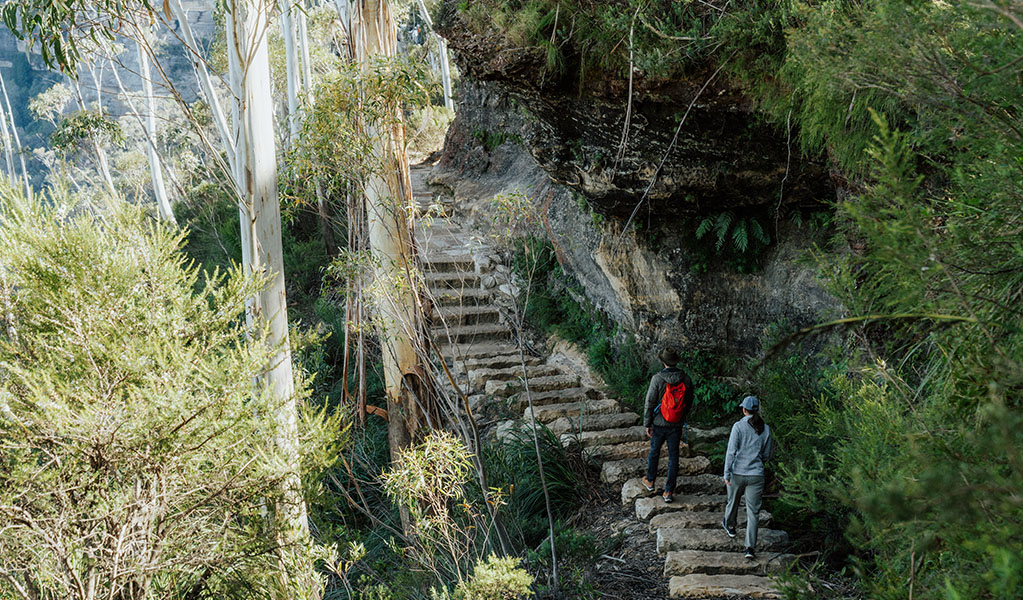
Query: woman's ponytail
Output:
[[748, 409, 765, 435]]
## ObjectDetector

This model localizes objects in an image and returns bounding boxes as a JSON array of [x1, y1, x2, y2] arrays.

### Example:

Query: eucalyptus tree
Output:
[[350, 0, 440, 464]]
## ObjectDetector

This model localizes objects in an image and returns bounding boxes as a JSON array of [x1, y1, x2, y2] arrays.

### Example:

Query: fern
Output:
[[714, 212, 733, 251], [732, 220, 749, 253], [695, 217, 714, 239], [749, 218, 770, 246]]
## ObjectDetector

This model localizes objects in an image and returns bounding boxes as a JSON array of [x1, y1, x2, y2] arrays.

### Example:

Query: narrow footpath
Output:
[[412, 165, 796, 599]]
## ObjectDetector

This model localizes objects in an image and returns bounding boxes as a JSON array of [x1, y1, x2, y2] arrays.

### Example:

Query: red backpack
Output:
[[659, 381, 687, 423]]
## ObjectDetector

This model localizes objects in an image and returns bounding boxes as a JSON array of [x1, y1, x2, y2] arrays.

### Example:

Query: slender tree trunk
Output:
[[71, 78, 117, 199], [298, 0, 314, 95], [414, 0, 454, 111], [0, 101, 16, 182], [352, 0, 439, 472], [135, 35, 176, 225], [0, 70, 30, 194], [280, 0, 301, 145], [168, 0, 237, 176], [225, 0, 316, 595]]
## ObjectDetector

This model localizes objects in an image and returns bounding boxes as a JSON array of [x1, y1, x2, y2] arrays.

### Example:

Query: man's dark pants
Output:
[[645, 425, 682, 493]]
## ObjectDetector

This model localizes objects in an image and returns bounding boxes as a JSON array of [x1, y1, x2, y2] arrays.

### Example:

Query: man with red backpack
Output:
[[641, 347, 695, 503]]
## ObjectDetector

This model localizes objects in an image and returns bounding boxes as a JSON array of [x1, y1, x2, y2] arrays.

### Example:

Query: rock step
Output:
[[649, 509, 772, 533], [562, 425, 647, 449], [422, 254, 475, 273], [512, 387, 601, 412], [546, 412, 640, 435], [425, 271, 481, 289], [621, 474, 726, 504], [433, 305, 501, 326], [455, 353, 542, 373], [657, 528, 789, 555], [664, 550, 795, 577], [487, 373, 582, 397], [432, 287, 493, 307], [467, 364, 563, 389], [440, 341, 521, 361], [526, 399, 622, 422], [668, 574, 781, 599], [601, 455, 711, 484], [434, 323, 510, 345], [636, 494, 727, 521], [583, 440, 692, 464]]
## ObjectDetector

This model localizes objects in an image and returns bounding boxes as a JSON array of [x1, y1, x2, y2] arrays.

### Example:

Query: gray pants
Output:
[[724, 473, 764, 549]]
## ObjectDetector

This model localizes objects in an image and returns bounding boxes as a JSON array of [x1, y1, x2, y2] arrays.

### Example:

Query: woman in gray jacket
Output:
[[721, 395, 773, 560]]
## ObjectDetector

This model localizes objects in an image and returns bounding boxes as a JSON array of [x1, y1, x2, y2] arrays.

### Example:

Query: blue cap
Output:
[[740, 395, 760, 411]]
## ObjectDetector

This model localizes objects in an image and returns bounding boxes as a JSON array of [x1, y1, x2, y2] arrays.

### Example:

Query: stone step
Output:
[[432, 287, 493, 307], [601, 455, 711, 484], [636, 494, 727, 521], [562, 425, 647, 449], [526, 399, 622, 422], [512, 387, 601, 412], [425, 270, 481, 289], [455, 353, 542, 373], [433, 305, 501, 326], [664, 550, 794, 577], [582, 440, 692, 465], [422, 254, 475, 273], [487, 373, 582, 398], [433, 323, 510, 345], [657, 528, 790, 555], [547, 412, 641, 436], [649, 510, 772, 534], [668, 574, 782, 599], [467, 364, 563, 389], [621, 474, 726, 504], [440, 341, 521, 361]]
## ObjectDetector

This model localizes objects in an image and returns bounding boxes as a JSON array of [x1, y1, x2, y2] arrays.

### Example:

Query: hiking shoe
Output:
[[721, 518, 737, 538], [744, 547, 756, 560], [641, 477, 655, 492], [662, 491, 673, 503]]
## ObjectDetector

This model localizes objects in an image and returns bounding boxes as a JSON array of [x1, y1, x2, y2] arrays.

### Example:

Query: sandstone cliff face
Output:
[[435, 4, 832, 219], [431, 9, 842, 357]]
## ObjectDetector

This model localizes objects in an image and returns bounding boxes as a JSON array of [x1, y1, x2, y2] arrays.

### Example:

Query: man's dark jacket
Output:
[[643, 367, 694, 428]]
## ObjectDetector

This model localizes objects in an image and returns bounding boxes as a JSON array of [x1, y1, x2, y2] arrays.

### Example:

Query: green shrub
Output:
[[0, 190, 338, 600], [456, 555, 534, 600]]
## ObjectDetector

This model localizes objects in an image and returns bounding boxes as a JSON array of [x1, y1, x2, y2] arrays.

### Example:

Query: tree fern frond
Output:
[[714, 212, 732, 251], [750, 218, 770, 245], [733, 220, 749, 253], [696, 218, 713, 239]]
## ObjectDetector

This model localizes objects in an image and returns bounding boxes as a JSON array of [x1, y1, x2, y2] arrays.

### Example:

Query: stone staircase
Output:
[[412, 165, 796, 598]]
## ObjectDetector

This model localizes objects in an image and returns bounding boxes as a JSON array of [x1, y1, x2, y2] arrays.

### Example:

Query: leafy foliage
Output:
[[455, 555, 533, 600], [0, 189, 339, 600], [49, 109, 124, 156], [694, 211, 770, 254]]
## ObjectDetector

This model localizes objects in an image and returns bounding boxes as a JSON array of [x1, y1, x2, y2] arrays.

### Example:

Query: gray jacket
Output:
[[723, 415, 773, 480], [643, 367, 694, 428]]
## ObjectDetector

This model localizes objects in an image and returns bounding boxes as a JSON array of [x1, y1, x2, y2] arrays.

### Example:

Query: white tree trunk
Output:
[[71, 78, 117, 199], [169, 0, 237, 177], [135, 36, 176, 225], [352, 0, 437, 461], [298, 0, 314, 95], [415, 0, 453, 111], [0, 101, 16, 182], [0, 69, 30, 195], [280, 0, 302, 144], [224, 0, 314, 588]]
